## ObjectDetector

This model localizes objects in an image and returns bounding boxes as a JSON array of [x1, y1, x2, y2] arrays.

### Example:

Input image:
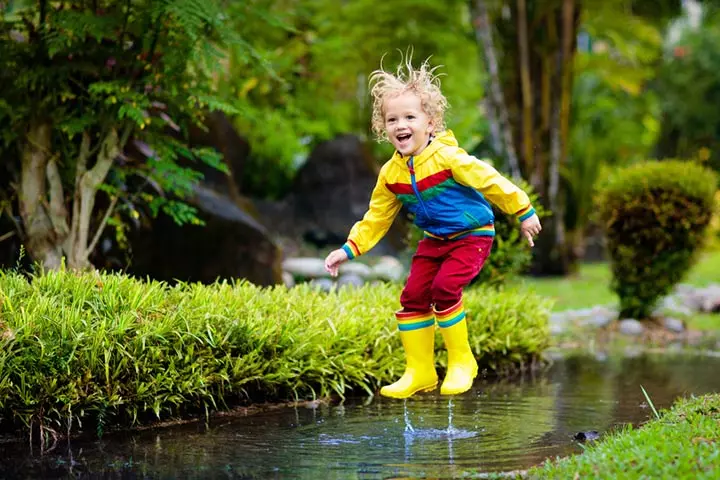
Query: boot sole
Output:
[[379, 380, 438, 399], [440, 367, 478, 396]]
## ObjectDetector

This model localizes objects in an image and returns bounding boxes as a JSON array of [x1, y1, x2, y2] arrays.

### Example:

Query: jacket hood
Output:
[[391, 130, 458, 167]]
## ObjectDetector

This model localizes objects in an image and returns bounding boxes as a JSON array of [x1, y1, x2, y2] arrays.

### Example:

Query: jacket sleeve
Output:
[[449, 150, 536, 221], [342, 168, 402, 259]]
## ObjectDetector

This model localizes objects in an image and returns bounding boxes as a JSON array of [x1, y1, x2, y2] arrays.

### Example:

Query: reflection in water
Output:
[[2, 351, 720, 479]]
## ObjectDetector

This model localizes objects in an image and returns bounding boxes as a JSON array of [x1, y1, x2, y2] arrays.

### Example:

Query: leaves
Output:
[[0, 269, 550, 436], [595, 160, 717, 318]]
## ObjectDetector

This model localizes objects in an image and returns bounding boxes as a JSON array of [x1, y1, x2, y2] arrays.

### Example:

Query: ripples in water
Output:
[[2, 351, 720, 479]]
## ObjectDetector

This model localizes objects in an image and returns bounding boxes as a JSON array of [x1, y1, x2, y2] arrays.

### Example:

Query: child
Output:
[[324, 56, 541, 399]]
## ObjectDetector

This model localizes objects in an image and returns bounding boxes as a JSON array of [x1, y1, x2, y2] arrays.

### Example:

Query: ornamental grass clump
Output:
[[595, 160, 717, 319], [0, 269, 550, 438]]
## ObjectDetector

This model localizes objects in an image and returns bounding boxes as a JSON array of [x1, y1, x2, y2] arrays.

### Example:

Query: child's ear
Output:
[[427, 120, 435, 133]]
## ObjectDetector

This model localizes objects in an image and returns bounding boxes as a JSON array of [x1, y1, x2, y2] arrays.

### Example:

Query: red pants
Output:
[[400, 235, 493, 312]]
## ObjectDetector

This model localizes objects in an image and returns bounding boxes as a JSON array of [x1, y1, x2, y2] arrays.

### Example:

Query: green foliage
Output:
[[566, 2, 665, 237], [594, 160, 717, 319], [655, 5, 720, 174], [0, 0, 249, 246], [405, 178, 548, 286], [223, 0, 485, 199], [0, 269, 549, 436], [529, 393, 720, 479]]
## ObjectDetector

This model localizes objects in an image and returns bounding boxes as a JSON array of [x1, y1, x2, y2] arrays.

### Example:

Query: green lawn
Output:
[[510, 250, 720, 330], [512, 250, 720, 311], [526, 394, 720, 479]]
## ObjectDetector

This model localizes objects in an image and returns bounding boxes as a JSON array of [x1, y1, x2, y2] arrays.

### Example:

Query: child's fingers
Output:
[[524, 230, 535, 247]]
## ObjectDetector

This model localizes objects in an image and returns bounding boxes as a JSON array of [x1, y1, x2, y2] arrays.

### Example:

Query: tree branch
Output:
[[0, 231, 16, 243], [472, 0, 522, 179], [19, 121, 63, 269], [517, 0, 534, 174], [46, 154, 70, 239], [87, 195, 118, 257], [75, 128, 119, 265], [67, 132, 91, 255]]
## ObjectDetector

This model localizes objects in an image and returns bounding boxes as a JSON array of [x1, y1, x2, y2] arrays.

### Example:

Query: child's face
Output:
[[383, 91, 434, 157]]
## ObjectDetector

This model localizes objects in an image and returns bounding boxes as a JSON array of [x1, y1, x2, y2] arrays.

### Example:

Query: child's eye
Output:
[[407, 115, 415, 120]]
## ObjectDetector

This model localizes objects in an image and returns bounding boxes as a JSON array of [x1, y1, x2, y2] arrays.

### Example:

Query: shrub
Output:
[[594, 160, 717, 319], [405, 178, 548, 286], [0, 269, 550, 437]]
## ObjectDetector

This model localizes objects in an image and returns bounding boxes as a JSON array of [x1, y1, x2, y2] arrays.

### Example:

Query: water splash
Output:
[[403, 399, 415, 433]]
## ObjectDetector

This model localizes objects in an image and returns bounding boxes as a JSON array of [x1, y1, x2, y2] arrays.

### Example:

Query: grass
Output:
[[0, 268, 550, 439], [525, 393, 720, 479], [510, 250, 720, 330]]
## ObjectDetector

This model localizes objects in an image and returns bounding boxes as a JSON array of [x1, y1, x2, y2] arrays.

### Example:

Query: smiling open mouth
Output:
[[397, 133, 411, 142]]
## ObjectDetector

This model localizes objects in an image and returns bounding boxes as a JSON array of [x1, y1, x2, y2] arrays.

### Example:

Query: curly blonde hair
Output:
[[369, 52, 449, 142]]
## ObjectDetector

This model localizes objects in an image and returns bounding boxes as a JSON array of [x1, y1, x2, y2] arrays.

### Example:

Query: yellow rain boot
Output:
[[380, 310, 438, 399], [436, 301, 478, 395]]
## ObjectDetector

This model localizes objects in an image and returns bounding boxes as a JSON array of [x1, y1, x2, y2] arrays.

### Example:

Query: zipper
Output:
[[408, 156, 431, 221]]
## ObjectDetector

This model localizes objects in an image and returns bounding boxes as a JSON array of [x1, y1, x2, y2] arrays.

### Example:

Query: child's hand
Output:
[[324, 248, 349, 277], [520, 213, 542, 247]]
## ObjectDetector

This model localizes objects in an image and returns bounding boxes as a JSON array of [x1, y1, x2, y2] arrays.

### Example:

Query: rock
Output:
[[549, 312, 568, 325], [254, 135, 408, 256], [673, 283, 695, 294], [282, 257, 330, 279], [282, 271, 295, 288], [549, 323, 566, 336], [700, 285, 720, 313], [662, 317, 685, 333], [126, 184, 282, 286], [309, 278, 335, 292], [188, 111, 250, 197], [337, 273, 365, 288], [339, 262, 373, 278], [119, 118, 284, 286], [586, 305, 616, 328], [573, 431, 600, 442], [371, 256, 406, 282], [618, 318, 645, 336]]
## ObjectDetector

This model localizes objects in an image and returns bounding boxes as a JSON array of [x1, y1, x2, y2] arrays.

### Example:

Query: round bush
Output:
[[595, 160, 717, 319]]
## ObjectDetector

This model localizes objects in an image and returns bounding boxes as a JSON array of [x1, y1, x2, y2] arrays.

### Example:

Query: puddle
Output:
[[2, 351, 720, 479]]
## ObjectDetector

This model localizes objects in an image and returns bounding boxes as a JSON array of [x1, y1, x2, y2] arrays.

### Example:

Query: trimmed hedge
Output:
[[0, 269, 550, 437], [595, 160, 717, 319]]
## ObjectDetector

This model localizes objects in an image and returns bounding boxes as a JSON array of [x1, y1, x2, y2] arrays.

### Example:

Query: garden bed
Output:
[[0, 269, 550, 438]]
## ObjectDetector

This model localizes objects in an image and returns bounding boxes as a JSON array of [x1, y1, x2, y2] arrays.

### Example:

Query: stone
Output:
[[371, 256, 406, 282], [700, 285, 720, 313], [253, 135, 408, 257], [282, 271, 295, 288], [126, 183, 283, 287], [309, 278, 335, 292], [618, 318, 645, 336], [187, 111, 250, 198], [549, 323, 566, 336], [673, 283, 695, 294], [337, 273, 365, 288], [573, 431, 600, 442], [282, 257, 330, 279], [339, 262, 373, 278], [662, 317, 685, 333], [585, 305, 616, 328]]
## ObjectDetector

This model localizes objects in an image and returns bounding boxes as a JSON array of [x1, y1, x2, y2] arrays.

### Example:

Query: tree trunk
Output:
[[17, 125, 121, 271], [472, 0, 521, 179], [19, 122, 64, 269], [471, 0, 580, 276]]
